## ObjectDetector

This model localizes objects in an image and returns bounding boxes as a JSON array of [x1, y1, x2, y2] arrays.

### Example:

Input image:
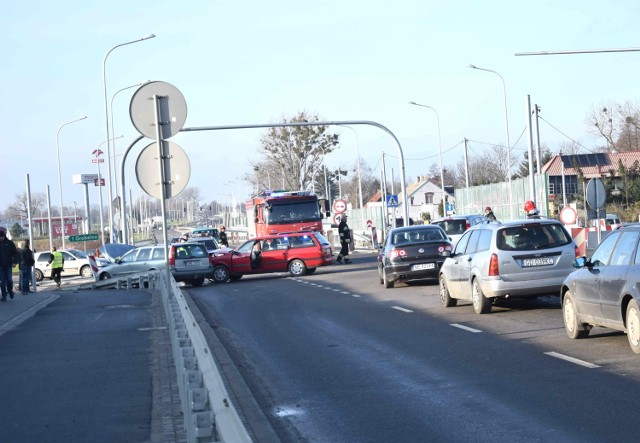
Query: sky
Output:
[[3, 0, 640, 215]]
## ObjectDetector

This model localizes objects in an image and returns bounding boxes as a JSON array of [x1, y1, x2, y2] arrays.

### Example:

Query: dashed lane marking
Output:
[[545, 351, 600, 368], [391, 306, 413, 313], [450, 323, 482, 333]]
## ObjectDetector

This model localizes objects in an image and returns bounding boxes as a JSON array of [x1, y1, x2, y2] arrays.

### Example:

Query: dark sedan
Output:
[[378, 225, 452, 288], [561, 226, 640, 354]]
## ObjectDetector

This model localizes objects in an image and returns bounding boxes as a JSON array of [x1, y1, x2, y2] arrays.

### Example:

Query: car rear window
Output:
[[175, 244, 207, 258], [433, 220, 467, 235], [288, 235, 316, 248], [497, 224, 571, 251], [392, 229, 446, 245]]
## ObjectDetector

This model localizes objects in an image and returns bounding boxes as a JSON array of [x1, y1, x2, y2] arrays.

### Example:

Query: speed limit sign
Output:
[[334, 214, 343, 225], [333, 199, 347, 213]]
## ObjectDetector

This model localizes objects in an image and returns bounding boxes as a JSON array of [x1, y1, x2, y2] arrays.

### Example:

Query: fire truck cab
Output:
[[246, 190, 330, 237]]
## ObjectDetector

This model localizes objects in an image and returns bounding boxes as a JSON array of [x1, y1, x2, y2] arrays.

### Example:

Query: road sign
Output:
[[333, 213, 343, 225], [560, 207, 577, 225], [386, 194, 399, 207], [333, 199, 347, 213], [69, 233, 99, 242], [136, 141, 191, 199], [129, 81, 188, 139], [94, 178, 105, 186], [91, 159, 104, 163], [366, 219, 372, 227], [586, 178, 606, 210]]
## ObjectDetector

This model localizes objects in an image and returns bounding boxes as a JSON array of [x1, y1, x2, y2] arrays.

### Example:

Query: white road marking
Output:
[[545, 351, 601, 368], [450, 323, 482, 333], [351, 294, 361, 298], [391, 306, 413, 313], [332, 289, 341, 292]]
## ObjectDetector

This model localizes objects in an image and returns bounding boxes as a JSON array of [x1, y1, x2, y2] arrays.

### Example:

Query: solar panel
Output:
[[560, 153, 609, 168]]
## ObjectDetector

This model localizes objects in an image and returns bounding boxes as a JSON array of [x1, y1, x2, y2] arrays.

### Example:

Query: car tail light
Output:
[[488, 253, 499, 276], [437, 244, 453, 253], [466, 221, 471, 231], [390, 249, 406, 258], [168, 246, 176, 267]]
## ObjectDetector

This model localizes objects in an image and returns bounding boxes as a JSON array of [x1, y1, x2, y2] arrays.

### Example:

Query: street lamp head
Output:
[[467, 64, 478, 69], [142, 34, 156, 40], [408, 101, 417, 105]]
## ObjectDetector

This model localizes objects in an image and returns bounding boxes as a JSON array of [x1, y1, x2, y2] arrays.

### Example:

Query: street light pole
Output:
[[467, 64, 513, 218], [56, 115, 87, 248], [102, 34, 155, 243], [409, 102, 447, 217], [110, 81, 150, 227]]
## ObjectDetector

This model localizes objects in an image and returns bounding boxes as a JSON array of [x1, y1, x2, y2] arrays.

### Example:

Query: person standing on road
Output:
[[18, 239, 35, 295], [336, 215, 352, 264], [0, 228, 18, 301], [219, 226, 229, 247], [48, 246, 64, 288]]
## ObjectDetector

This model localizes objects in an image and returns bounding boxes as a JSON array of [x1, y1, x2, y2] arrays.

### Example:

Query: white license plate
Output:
[[522, 257, 554, 267], [412, 263, 436, 271], [185, 260, 201, 266]]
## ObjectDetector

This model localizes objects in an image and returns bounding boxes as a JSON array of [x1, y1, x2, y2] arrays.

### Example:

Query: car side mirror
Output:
[[574, 256, 587, 268]]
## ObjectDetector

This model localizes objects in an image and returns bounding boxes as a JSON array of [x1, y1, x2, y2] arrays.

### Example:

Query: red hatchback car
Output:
[[210, 231, 335, 282]]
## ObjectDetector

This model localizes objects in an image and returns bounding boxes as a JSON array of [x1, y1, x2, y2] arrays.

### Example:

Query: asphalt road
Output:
[[187, 252, 640, 443]]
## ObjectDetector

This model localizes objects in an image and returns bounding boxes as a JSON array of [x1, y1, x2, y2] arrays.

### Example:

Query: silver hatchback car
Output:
[[439, 219, 578, 314]]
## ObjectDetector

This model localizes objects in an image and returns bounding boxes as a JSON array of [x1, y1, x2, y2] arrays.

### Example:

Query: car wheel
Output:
[[626, 299, 640, 354], [190, 277, 205, 287], [229, 275, 242, 281], [306, 268, 317, 275], [80, 265, 93, 278], [99, 272, 111, 280], [289, 259, 307, 276], [472, 279, 491, 314], [383, 268, 394, 289], [212, 265, 230, 283], [439, 275, 457, 307], [35, 269, 43, 282], [563, 291, 590, 339]]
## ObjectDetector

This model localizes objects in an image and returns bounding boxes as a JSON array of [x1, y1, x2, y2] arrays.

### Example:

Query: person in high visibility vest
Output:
[[48, 246, 64, 288]]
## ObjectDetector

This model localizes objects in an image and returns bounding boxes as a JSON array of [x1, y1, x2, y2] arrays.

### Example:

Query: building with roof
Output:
[[365, 176, 453, 224], [542, 151, 640, 198]]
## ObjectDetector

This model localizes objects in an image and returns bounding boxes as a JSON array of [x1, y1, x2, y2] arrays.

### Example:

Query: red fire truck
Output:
[[245, 190, 329, 237]]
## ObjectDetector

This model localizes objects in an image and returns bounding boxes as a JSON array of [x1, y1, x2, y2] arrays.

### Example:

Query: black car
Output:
[[561, 226, 640, 354], [377, 225, 452, 288]]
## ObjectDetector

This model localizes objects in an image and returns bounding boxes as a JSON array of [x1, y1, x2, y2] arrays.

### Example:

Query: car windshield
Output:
[[313, 232, 330, 246], [496, 223, 571, 251], [433, 220, 467, 235], [265, 201, 321, 223], [119, 248, 140, 263], [392, 229, 446, 245], [67, 249, 87, 258]]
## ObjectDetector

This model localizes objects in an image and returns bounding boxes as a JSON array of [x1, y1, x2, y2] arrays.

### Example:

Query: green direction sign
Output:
[[68, 233, 99, 242]]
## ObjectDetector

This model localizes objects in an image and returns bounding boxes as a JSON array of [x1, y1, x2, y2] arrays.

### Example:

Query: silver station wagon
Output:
[[439, 219, 578, 314]]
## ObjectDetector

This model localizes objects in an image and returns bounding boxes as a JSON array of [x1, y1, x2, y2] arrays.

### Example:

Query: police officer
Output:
[[48, 246, 64, 288], [336, 215, 352, 264], [219, 226, 229, 247]]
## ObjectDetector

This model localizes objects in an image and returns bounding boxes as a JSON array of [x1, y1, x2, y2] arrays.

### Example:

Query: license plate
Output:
[[522, 257, 554, 267], [412, 263, 435, 271], [185, 260, 201, 266]]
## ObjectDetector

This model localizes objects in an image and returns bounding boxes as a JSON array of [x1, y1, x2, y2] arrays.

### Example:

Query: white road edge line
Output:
[[545, 351, 601, 368], [391, 306, 413, 313], [450, 323, 482, 333]]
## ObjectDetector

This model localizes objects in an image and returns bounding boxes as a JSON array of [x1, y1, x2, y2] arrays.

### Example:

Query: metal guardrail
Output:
[[83, 271, 253, 443]]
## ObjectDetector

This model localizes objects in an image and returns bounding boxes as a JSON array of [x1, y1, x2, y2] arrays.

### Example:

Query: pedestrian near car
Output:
[[48, 246, 64, 288], [484, 206, 497, 221], [336, 215, 352, 264], [18, 239, 35, 295], [219, 226, 229, 247], [0, 228, 18, 300]]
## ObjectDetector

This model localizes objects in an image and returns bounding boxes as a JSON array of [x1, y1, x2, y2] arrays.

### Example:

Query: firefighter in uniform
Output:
[[336, 215, 352, 264], [219, 226, 229, 247]]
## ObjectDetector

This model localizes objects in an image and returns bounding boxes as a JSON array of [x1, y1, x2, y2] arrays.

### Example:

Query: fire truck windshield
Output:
[[266, 201, 321, 223]]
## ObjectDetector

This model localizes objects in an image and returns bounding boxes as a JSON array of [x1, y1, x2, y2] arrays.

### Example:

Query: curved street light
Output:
[[56, 115, 87, 248], [467, 64, 513, 218], [408, 102, 447, 217], [102, 34, 156, 243]]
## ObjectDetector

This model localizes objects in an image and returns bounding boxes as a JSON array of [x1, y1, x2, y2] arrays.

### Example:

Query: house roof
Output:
[[543, 151, 640, 178]]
